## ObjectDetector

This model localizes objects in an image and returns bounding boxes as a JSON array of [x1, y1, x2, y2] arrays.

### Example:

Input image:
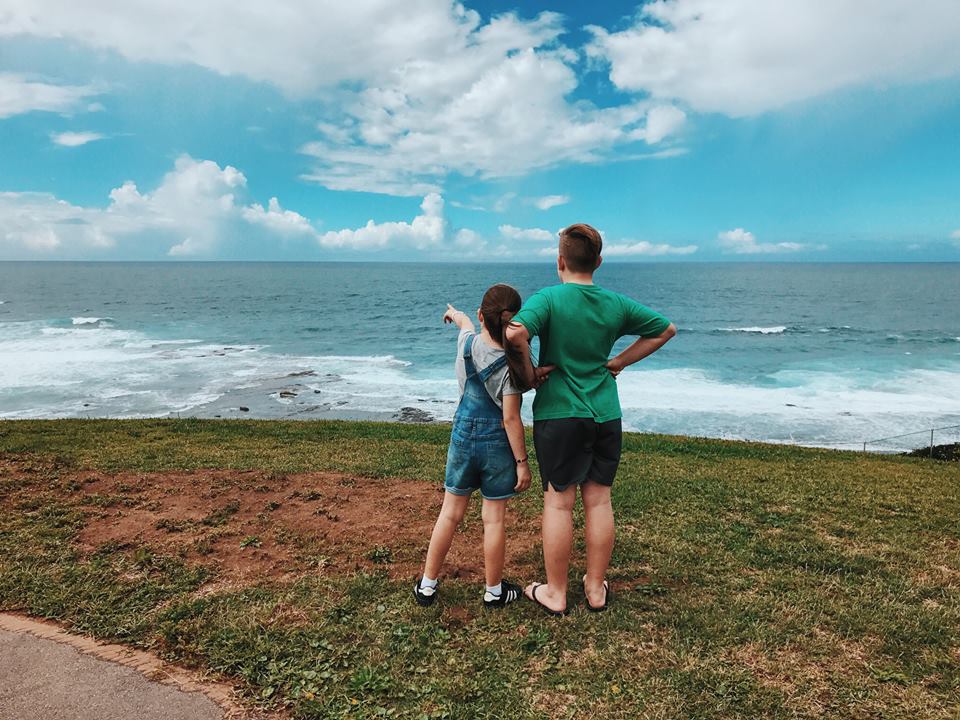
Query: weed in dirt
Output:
[[367, 546, 393, 564], [202, 500, 241, 527], [155, 518, 191, 533], [313, 507, 340, 521]]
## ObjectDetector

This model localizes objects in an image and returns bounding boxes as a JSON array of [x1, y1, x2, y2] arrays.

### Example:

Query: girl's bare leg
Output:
[[481, 498, 508, 587], [423, 491, 470, 579]]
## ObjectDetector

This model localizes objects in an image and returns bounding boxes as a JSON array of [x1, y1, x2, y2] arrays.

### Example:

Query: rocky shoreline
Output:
[[163, 369, 441, 424]]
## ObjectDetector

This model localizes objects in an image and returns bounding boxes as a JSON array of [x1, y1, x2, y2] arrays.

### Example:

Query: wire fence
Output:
[[861, 424, 960, 456]]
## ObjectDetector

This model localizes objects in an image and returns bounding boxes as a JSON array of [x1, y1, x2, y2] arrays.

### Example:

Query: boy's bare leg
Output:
[[525, 483, 577, 612], [581, 480, 614, 606], [423, 492, 470, 579], [481, 498, 508, 587]]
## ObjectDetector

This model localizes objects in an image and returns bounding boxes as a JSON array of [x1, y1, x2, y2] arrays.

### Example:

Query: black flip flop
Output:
[[582, 577, 610, 612], [526, 583, 568, 617]]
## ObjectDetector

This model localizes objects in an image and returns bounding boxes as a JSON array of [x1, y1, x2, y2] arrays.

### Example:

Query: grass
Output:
[[1, 418, 958, 719]]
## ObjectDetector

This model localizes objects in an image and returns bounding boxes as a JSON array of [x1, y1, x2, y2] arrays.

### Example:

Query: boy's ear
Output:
[[476, 308, 483, 325], [595, 255, 603, 271], [557, 254, 565, 273]]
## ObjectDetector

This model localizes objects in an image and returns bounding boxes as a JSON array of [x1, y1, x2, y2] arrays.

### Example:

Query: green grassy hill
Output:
[[1, 419, 957, 719]]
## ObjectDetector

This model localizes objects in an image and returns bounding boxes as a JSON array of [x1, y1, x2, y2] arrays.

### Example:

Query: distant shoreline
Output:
[[0, 415, 942, 455], [2, 259, 959, 265]]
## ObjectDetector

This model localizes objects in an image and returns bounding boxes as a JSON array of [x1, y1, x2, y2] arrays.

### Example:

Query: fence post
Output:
[[862, 441, 867, 453], [930, 429, 935, 458]]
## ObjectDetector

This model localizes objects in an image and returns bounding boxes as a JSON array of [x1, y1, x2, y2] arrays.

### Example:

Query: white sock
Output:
[[485, 582, 502, 597], [421, 576, 438, 589]]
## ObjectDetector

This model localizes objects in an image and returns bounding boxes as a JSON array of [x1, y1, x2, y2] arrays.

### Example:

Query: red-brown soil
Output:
[[2, 457, 542, 584]]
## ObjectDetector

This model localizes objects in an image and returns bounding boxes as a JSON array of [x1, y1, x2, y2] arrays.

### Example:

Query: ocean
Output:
[[1, 262, 958, 451]]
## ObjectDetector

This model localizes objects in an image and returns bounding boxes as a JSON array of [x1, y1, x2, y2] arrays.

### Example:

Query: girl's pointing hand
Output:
[[443, 304, 460, 324]]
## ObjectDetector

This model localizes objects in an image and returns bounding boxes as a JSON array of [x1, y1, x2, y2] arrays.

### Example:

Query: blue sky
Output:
[[1, 0, 959, 261]]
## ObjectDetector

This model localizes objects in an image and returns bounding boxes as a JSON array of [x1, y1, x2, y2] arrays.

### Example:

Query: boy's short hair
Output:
[[559, 223, 602, 273]]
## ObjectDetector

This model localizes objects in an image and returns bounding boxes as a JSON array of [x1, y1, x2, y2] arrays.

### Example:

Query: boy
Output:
[[505, 223, 676, 615]]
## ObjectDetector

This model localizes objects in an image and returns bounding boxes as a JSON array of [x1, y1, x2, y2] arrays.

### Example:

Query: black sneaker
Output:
[[483, 579, 522, 609], [413, 577, 438, 607]]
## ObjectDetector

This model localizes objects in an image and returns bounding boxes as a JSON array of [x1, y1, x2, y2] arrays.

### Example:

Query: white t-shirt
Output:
[[455, 329, 521, 409]]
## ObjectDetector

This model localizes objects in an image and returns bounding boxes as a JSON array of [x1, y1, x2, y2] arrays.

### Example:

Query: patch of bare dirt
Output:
[[3, 460, 542, 584]]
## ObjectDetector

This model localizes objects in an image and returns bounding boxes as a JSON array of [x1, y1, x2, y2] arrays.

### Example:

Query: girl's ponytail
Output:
[[479, 283, 526, 391], [500, 309, 530, 392]]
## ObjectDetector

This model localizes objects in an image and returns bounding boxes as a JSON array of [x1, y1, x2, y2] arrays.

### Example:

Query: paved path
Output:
[[0, 615, 226, 720]]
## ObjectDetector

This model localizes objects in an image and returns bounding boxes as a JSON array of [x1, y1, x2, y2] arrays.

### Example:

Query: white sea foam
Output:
[[71, 316, 114, 327], [4, 318, 959, 449], [719, 326, 788, 334], [616, 366, 960, 450], [0, 319, 438, 420], [310, 354, 412, 367]]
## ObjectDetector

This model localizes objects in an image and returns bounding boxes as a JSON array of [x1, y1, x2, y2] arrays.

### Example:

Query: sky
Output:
[[1, 0, 959, 262]]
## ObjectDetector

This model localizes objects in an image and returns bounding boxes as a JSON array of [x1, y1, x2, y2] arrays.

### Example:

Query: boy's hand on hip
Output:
[[532, 364, 556, 388], [515, 463, 532, 492], [605, 357, 625, 378]]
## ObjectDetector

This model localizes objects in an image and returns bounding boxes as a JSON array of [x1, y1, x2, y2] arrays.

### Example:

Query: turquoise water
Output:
[[1, 262, 958, 449]]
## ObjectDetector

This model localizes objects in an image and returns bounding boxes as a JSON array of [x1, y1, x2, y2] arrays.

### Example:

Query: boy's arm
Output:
[[504, 323, 537, 389], [606, 323, 677, 377], [504, 323, 553, 390], [501, 393, 531, 492], [443, 303, 475, 333]]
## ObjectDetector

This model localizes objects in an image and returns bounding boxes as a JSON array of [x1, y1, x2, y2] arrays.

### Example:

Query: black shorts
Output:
[[533, 418, 623, 492]]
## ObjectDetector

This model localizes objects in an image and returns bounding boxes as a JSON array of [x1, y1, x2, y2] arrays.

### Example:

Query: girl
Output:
[[414, 284, 549, 608]]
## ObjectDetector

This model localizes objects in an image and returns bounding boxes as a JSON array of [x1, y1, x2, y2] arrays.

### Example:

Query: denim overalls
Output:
[[443, 334, 518, 500]]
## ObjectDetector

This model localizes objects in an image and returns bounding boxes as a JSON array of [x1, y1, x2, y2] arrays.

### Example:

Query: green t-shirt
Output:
[[513, 283, 670, 422]]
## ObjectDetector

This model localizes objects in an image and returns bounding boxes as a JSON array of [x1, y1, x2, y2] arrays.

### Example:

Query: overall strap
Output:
[[462, 333, 477, 377], [477, 353, 508, 382]]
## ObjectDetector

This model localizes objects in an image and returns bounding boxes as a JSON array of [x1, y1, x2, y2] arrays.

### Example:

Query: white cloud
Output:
[[533, 235, 696, 258], [0, 156, 318, 258], [532, 195, 569, 210], [242, 198, 316, 236], [951, 230, 960, 247], [0, 1, 482, 96], [448, 199, 487, 211], [635, 105, 686, 144], [51, 131, 105, 147], [302, 45, 679, 194], [3, 5, 687, 195], [0, 192, 104, 254], [604, 240, 698, 257], [717, 228, 813, 255], [318, 193, 446, 250], [0, 156, 502, 258], [588, 0, 960, 116], [168, 237, 204, 257], [8, 226, 61, 252], [299, 14, 683, 195], [499, 224, 553, 242], [0, 73, 99, 118], [453, 227, 483, 249]]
